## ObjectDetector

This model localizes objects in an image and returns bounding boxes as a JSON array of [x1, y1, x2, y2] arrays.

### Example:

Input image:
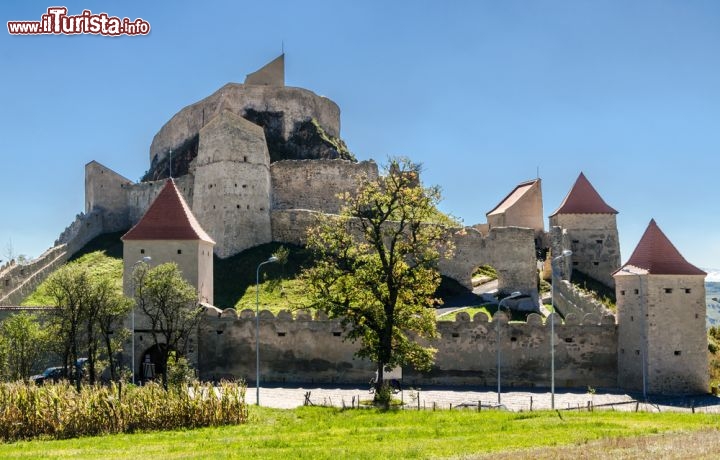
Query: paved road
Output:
[[248, 384, 720, 413]]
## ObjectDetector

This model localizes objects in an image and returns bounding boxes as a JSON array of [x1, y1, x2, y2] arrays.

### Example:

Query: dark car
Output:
[[29, 366, 65, 385], [29, 358, 88, 385]]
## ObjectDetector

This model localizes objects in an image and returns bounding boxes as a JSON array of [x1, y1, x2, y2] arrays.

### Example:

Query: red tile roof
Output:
[[550, 172, 618, 216], [617, 219, 705, 276], [487, 179, 539, 216], [122, 179, 215, 243]]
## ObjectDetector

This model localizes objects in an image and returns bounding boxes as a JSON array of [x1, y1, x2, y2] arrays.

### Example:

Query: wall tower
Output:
[[549, 172, 620, 287], [614, 219, 707, 395]]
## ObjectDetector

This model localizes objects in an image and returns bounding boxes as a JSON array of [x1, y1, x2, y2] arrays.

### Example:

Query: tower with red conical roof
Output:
[[121, 178, 215, 304], [549, 172, 620, 288], [614, 219, 707, 395]]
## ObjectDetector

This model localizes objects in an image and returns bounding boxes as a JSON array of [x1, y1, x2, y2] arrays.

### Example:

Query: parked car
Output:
[[29, 366, 65, 385], [29, 358, 88, 385]]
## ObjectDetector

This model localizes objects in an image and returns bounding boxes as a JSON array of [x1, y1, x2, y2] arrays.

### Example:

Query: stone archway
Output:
[[139, 343, 169, 383], [439, 226, 539, 298]]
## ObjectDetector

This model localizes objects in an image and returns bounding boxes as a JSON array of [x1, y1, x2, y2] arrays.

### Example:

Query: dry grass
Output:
[[468, 429, 720, 459]]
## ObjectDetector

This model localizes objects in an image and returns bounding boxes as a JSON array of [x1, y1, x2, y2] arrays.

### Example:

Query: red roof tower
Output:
[[550, 172, 617, 216], [122, 179, 215, 243], [618, 219, 705, 276]]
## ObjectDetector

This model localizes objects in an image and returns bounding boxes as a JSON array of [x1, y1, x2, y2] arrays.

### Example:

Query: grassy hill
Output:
[[21, 233, 317, 312]]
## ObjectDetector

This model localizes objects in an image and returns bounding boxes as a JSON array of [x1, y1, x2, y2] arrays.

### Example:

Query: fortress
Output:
[[0, 56, 708, 395]]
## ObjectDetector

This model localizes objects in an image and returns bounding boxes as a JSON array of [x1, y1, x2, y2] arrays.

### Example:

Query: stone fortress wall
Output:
[[198, 307, 618, 389]]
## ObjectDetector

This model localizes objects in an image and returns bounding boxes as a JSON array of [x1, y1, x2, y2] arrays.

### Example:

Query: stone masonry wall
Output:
[[150, 84, 340, 165], [550, 214, 620, 288], [270, 159, 378, 214], [198, 308, 618, 389], [439, 226, 538, 295], [0, 245, 68, 306], [554, 280, 612, 318]]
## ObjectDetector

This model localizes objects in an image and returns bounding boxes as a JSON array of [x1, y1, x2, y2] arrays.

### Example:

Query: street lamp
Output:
[[256, 256, 278, 406], [622, 268, 647, 401], [497, 291, 522, 405], [550, 249, 572, 409], [132, 256, 151, 385]]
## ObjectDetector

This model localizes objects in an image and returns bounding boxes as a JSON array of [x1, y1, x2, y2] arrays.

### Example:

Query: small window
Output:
[[333, 332, 341, 337], [695, 313, 699, 319], [620, 348, 625, 354], [572, 239, 579, 244], [572, 262, 579, 266], [277, 332, 286, 337], [620, 290, 625, 295], [237, 205, 240, 209], [243, 156, 247, 162], [564, 337, 574, 343], [664, 288, 673, 294], [216, 330, 223, 335], [242, 184, 247, 189], [4, 279, 9, 287], [177, 249, 182, 255], [209, 184, 212, 189], [674, 350, 681, 356], [596, 239, 603, 244], [593, 262, 599, 266], [451, 332, 459, 338], [685, 289, 692, 294], [634, 289, 639, 295], [510, 337, 517, 342], [140, 249, 145, 254], [630, 316, 634, 321], [234, 183, 237, 187], [635, 350, 640, 356]]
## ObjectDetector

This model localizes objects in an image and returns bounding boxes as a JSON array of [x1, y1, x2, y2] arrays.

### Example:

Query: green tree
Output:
[[302, 157, 452, 400], [0, 312, 50, 381], [45, 265, 92, 391], [133, 262, 203, 388], [93, 278, 133, 382]]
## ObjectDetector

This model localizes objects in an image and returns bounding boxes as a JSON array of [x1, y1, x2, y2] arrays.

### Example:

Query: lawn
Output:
[[0, 406, 718, 459]]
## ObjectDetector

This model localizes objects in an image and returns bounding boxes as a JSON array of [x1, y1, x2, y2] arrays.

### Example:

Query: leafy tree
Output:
[[93, 279, 133, 382], [0, 312, 50, 381], [133, 262, 203, 388], [302, 157, 453, 399], [44, 264, 132, 388], [45, 265, 93, 391]]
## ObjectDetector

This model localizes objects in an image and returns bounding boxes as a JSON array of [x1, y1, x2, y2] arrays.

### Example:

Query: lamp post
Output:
[[622, 268, 647, 401], [497, 291, 522, 405], [550, 249, 572, 409], [256, 256, 278, 406], [131, 256, 151, 385]]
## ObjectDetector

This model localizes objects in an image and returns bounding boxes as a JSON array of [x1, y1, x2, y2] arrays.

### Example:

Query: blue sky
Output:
[[1, 1, 719, 275]]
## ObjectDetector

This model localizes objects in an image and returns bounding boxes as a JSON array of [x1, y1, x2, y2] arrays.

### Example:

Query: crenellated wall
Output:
[[197, 308, 618, 388], [270, 159, 378, 214]]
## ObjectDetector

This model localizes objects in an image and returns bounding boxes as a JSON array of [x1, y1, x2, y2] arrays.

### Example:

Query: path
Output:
[[247, 384, 720, 413]]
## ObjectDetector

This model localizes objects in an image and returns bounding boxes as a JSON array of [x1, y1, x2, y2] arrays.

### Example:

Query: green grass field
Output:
[[0, 406, 717, 459]]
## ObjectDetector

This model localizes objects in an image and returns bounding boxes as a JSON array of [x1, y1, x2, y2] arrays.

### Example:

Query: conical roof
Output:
[[550, 172, 618, 216], [122, 179, 215, 243], [617, 219, 705, 276]]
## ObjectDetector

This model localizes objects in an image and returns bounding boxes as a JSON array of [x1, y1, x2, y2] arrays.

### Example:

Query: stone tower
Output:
[[191, 110, 272, 257], [614, 219, 707, 395], [121, 178, 215, 304], [549, 172, 620, 287]]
